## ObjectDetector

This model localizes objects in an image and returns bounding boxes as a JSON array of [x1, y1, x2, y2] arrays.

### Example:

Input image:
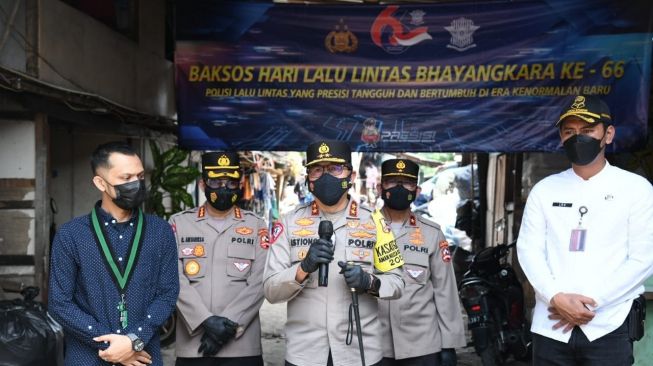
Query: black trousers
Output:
[[381, 353, 439, 366], [176, 355, 263, 366], [533, 317, 634, 366]]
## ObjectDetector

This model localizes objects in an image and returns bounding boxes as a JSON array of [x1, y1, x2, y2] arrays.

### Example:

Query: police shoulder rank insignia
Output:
[[233, 260, 250, 272], [311, 201, 319, 216], [259, 228, 270, 249], [185, 260, 201, 276], [193, 245, 205, 257], [235, 226, 254, 235], [409, 215, 416, 226], [234, 207, 242, 219], [439, 240, 452, 263], [349, 201, 358, 217], [270, 222, 284, 244], [197, 206, 206, 218]]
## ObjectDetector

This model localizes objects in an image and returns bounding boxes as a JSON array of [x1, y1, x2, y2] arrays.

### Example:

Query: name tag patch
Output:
[[552, 202, 573, 207]]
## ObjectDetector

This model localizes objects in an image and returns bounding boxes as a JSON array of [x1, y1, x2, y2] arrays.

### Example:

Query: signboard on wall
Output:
[[175, 0, 652, 152]]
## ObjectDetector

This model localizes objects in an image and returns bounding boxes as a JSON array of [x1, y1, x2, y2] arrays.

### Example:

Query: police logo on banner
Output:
[[371, 5, 432, 54], [445, 17, 480, 52]]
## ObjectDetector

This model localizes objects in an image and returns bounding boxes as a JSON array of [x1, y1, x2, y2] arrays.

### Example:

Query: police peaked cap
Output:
[[382, 158, 419, 180], [556, 95, 612, 127], [201, 151, 241, 180], [305, 140, 352, 167]]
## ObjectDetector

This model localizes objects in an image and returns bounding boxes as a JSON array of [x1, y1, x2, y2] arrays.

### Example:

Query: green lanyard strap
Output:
[[90, 207, 144, 291]]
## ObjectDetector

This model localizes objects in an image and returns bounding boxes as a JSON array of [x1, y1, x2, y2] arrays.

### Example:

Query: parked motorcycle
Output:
[[458, 241, 531, 365]]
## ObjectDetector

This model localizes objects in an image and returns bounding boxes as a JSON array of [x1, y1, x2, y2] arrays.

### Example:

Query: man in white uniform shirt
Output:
[[517, 95, 653, 365]]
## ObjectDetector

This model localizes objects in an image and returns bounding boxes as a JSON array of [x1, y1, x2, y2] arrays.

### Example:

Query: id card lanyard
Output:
[[569, 206, 588, 252], [90, 207, 144, 329]]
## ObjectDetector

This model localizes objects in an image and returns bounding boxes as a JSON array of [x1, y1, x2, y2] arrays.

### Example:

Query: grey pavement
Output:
[[162, 300, 530, 366]]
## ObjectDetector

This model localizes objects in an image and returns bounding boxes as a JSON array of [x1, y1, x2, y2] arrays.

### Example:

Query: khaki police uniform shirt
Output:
[[378, 213, 466, 359], [170, 205, 268, 358], [263, 199, 404, 366]]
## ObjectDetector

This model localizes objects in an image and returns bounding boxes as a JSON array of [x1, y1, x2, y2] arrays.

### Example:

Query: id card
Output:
[[569, 228, 587, 252]]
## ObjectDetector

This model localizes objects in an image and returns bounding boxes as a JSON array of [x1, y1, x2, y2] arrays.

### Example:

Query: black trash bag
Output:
[[0, 288, 64, 366]]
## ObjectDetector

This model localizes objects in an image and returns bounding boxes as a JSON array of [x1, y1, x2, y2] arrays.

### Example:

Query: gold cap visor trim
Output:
[[207, 170, 241, 179], [382, 172, 418, 179], [204, 165, 240, 169], [305, 157, 347, 167], [556, 111, 605, 126]]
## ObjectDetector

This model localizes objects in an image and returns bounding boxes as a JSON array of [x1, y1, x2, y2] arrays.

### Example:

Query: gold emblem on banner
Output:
[[325, 19, 358, 53]]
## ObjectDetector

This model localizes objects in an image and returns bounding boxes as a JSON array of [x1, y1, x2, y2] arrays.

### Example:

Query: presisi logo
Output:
[[371, 6, 432, 54]]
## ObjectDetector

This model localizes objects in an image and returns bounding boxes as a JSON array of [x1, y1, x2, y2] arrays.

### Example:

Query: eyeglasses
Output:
[[205, 178, 239, 190], [382, 178, 417, 190], [307, 164, 350, 179]]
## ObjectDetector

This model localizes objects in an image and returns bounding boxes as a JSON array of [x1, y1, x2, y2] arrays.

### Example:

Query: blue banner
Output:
[[175, 0, 652, 152]]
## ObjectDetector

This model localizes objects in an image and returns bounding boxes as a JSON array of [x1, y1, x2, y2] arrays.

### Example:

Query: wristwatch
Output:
[[127, 333, 145, 352]]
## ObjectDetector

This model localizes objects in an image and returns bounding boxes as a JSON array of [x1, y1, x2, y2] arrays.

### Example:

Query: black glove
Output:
[[202, 316, 238, 343], [300, 238, 334, 273], [438, 348, 457, 366], [337, 261, 372, 291], [197, 332, 222, 356]]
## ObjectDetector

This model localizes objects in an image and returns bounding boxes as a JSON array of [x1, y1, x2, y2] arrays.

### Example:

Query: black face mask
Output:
[[382, 185, 416, 210], [205, 186, 241, 211], [108, 179, 146, 210], [309, 173, 349, 206], [563, 133, 604, 166]]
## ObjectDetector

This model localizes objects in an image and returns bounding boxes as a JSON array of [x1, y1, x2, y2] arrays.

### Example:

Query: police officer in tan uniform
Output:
[[171, 152, 268, 366], [377, 159, 465, 366], [264, 140, 404, 366]]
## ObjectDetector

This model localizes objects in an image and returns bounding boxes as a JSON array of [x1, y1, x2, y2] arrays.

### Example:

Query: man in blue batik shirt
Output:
[[49, 142, 179, 366]]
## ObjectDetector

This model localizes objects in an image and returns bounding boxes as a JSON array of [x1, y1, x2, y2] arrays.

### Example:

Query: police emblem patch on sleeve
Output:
[[439, 240, 452, 262], [270, 222, 284, 244], [259, 228, 270, 249]]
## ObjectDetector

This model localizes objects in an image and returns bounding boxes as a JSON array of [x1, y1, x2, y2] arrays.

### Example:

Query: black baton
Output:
[[348, 261, 365, 366]]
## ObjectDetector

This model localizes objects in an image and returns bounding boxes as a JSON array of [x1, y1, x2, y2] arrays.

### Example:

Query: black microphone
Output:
[[318, 220, 333, 287]]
